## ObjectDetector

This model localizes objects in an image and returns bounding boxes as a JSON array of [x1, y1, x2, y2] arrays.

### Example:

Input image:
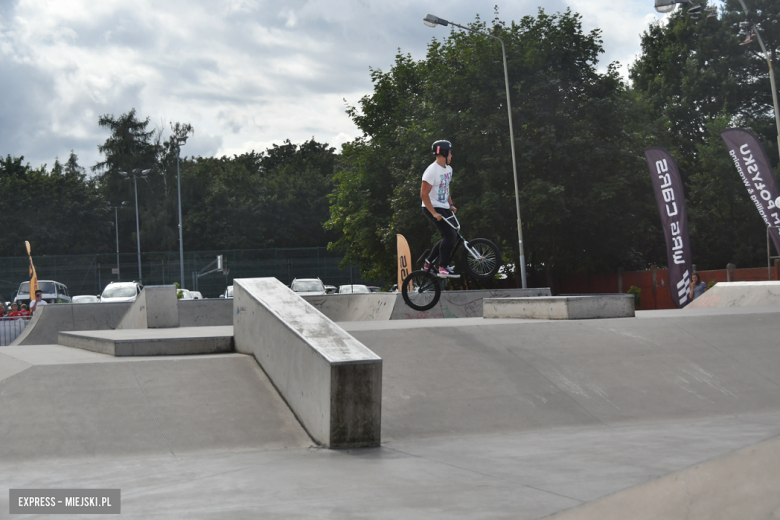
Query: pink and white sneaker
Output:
[[437, 266, 460, 278]]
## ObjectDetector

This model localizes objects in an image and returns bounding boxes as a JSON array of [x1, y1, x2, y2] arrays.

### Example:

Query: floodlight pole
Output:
[[175, 137, 188, 289], [120, 169, 151, 283], [668, 0, 780, 163], [423, 15, 527, 288], [734, 0, 780, 163]]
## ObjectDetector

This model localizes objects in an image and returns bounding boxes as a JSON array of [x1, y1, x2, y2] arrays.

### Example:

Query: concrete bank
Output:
[[687, 281, 780, 308], [344, 307, 780, 441], [546, 432, 780, 520], [0, 351, 311, 463]]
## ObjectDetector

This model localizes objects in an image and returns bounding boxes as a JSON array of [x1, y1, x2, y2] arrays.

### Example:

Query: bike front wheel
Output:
[[462, 238, 501, 280], [401, 270, 441, 311]]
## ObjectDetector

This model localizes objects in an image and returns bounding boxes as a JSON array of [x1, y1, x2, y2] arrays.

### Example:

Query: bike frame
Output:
[[423, 214, 485, 269]]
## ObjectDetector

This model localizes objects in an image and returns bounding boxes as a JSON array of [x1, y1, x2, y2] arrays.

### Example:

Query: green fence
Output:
[[0, 248, 372, 301]]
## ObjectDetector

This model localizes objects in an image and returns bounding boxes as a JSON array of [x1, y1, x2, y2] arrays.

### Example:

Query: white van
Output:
[[14, 280, 71, 306]]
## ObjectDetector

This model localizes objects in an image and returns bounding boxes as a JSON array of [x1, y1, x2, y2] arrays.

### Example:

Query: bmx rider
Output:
[[421, 139, 460, 278]]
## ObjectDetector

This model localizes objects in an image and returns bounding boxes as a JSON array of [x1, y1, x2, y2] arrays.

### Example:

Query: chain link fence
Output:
[[0, 248, 372, 301]]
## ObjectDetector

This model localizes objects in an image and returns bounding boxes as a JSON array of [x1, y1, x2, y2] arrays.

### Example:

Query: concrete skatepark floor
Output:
[[2, 304, 780, 518]]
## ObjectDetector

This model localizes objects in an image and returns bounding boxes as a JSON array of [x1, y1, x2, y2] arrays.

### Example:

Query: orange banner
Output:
[[397, 234, 412, 290], [25, 241, 39, 299]]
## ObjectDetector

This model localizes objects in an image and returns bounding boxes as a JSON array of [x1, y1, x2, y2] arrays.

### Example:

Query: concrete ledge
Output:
[[484, 295, 635, 319], [117, 286, 179, 330], [390, 288, 552, 320], [58, 326, 233, 356], [234, 278, 382, 448]]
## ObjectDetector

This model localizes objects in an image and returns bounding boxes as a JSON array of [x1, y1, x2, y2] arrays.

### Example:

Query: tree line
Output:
[[1, 1, 777, 287]]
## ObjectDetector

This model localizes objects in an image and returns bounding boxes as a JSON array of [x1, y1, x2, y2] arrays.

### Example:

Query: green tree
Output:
[[93, 110, 196, 254], [329, 9, 654, 286], [182, 139, 337, 250], [630, 0, 780, 268], [0, 154, 110, 256]]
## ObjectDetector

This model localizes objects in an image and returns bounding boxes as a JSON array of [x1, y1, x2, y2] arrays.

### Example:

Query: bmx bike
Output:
[[401, 214, 501, 311]]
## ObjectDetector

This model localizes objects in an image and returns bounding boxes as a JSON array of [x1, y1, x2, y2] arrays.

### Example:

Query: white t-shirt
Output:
[[421, 161, 453, 209], [30, 299, 47, 314]]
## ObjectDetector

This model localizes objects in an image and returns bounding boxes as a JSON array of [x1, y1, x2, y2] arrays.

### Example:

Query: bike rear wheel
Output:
[[462, 238, 501, 280], [401, 270, 441, 311]]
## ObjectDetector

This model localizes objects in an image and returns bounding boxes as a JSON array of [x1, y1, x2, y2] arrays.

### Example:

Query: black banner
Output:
[[644, 148, 693, 308], [720, 128, 780, 255]]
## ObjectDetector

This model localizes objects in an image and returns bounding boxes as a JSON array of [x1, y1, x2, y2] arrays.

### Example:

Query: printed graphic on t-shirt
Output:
[[437, 172, 451, 203]]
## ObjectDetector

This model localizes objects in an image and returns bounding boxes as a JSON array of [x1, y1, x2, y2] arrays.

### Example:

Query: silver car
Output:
[[338, 284, 371, 294], [101, 281, 143, 303], [290, 278, 326, 296]]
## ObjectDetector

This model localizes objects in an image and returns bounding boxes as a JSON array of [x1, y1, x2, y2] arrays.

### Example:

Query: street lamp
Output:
[[653, 1, 780, 163], [423, 14, 527, 288], [174, 136, 188, 289], [119, 169, 151, 283], [110, 201, 130, 281]]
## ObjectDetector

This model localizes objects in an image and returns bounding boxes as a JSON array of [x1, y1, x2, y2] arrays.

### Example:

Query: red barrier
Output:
[[554, 261, 780, 310]]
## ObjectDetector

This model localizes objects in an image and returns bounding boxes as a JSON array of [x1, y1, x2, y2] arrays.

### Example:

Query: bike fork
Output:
[[462, 239, 482, 261]]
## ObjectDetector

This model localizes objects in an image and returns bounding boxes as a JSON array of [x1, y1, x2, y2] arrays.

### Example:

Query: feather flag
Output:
[[25, 241, 39, 300]]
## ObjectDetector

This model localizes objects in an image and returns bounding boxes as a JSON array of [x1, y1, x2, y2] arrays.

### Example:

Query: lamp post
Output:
[[110, 201, 129, 281], [119, 169, 151, 283], [734, 0, 780, 164], [423, 14, 527, 288], [174, 136, 188, 289], [654, 1, 780, 163]]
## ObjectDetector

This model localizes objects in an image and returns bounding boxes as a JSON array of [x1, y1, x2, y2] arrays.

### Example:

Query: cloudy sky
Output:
[[0, 0, 683, 170]]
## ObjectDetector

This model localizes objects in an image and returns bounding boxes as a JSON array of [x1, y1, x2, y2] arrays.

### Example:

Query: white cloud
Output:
[[0, 0, 668, 169]]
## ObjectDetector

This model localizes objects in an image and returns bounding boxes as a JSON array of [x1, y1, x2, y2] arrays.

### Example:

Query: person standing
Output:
[[28, 289, 47, 315], [689, 272, 707, 300], [421, 140, 459, 278], [18, 304, 31, 318], [8, 303, 21, 319]]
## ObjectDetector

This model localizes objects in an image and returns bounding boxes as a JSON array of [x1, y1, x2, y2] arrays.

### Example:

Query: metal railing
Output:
[[768, 226, 780, 280], [0, 316, 32, 346]]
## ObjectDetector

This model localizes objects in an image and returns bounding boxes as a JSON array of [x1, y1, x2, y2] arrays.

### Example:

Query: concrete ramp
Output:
[[11, 302, 131, 346], [545, 433, 780, 520], [0, 350, 311, 463], [687, 281, 780, 308], [303, 293, 397, 321]]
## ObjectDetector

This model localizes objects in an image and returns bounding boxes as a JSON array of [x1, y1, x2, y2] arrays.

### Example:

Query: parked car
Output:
[[14, 280, 71, 306], [290, 278, 327, 296], [338, 284, 371, 294], [367, 286, 382, 293], [221, 286, 233, 299], [178, 289, 194, 300], [190, 291, 204, 300], [100, 281, 143, 303], [324, 285, 337, 294], [72, 295, 101, 303]]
